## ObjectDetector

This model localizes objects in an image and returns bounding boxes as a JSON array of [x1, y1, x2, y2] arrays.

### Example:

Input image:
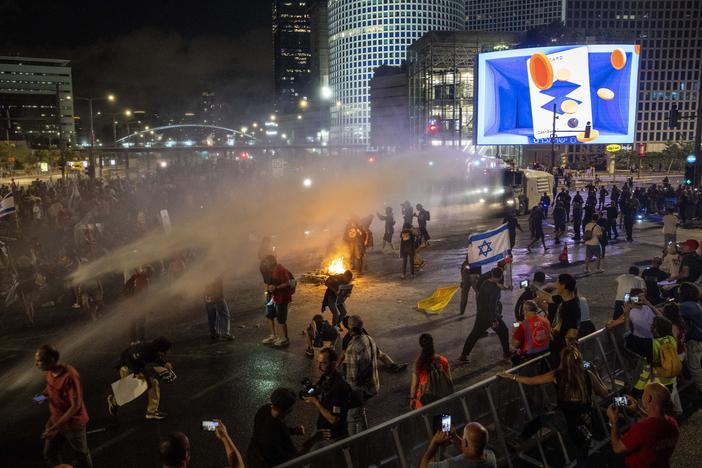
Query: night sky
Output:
[[0, 0, 273, 122]]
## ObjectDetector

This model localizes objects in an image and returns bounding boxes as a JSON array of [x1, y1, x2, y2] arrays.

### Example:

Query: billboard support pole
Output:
[[550, 104, 557, 168]]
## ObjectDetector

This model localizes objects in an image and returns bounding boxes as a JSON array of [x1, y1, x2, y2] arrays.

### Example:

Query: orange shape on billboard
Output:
[[529, 53, 554, 90], [611, 48, 627, 70]]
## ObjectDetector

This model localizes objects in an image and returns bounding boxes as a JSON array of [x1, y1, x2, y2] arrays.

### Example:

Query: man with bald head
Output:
[[420, 421, 496, 467], [607, 382, 679, 467]]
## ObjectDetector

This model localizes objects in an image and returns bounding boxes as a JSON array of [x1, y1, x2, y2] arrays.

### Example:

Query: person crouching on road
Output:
[[304, 314, 339, 358]]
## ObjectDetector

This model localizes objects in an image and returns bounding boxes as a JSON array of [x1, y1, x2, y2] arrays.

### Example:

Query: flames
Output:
[[325, 256, 346, 275]]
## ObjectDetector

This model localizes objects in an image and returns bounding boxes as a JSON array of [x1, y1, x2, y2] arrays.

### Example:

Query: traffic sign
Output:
[[687, 154, 697, 164], [606, 144, 622, 152]]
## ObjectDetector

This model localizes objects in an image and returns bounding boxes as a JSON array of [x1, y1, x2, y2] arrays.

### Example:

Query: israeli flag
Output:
[[0, 192, 15, 219], [467, 223, 511, 268]]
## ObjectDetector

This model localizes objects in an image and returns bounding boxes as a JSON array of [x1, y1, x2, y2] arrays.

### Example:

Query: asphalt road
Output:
[[0, 203, 699, 468]]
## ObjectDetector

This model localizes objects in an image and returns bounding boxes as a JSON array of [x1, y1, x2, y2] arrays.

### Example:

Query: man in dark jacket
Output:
[[459, 268, 511, 363], [415, 203, 431, 247], [501, 210, 523, 249], [553, 202, 567, 244], [399, 223, 415, 279], [572, 200, 583, 242], [606, 203, 619, 240]]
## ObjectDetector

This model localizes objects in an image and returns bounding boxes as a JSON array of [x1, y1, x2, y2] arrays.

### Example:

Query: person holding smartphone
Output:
[[34, 344, 93, 468], [419, 421, 496, 468], [511, 301, 551, 366]]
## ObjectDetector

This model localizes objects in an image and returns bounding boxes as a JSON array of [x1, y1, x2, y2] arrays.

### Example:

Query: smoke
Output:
[[0, 150, 487, 401]]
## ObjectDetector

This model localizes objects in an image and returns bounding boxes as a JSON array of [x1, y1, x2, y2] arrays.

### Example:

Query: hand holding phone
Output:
[[201, 420, 219, 432], [623, 293, 631, 303], [441, 414, 452, 433], [613, 396, 628, 408], [33, 394, 47, 404], [520, 279, 529, 289]]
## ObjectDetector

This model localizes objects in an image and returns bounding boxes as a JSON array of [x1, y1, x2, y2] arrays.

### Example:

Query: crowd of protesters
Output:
[[15, 160, 702, 468]]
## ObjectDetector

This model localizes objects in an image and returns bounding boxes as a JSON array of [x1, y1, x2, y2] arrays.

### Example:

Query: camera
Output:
[[299, 378, 319, 400], [613, 396, 628, 408], [630, 296, 640, 303]]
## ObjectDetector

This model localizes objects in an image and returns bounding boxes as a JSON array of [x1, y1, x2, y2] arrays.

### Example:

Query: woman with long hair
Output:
[[498, 346, 608, 466], [409, 333, 452, 410]]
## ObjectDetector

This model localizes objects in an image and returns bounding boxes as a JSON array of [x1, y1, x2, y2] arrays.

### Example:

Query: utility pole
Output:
[[550, 103, 557, 168]]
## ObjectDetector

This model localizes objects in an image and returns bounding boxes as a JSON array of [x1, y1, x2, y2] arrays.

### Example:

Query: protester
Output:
[[34, 344, 93, 468], [204, 276, 233, 341], [459, 254, 481, 316], [108, 336, 174, 419], [160, 423, 244, 468], [501, 210, 523, 249], [613, 266, 647, 319], [401, 200, 414, 226], [124, 265, 152, 344], [641, 257, 670, 306], [321, 269, 353, 327], [415, 203, 431, 247], [341, 315, 379, 435], [571, 200, 583, 242], [410, 333, 452, 409], [511, 300, 550, 365], [514, 271, 546, 321], [526, 206, 547, 253], [606, 383, 679, 467], [376, 207, 396, 252], [669, 239, 701, 284], [304, 314, 339, 358], [419, 422, 496, 468], [399, 222, 416, 279], [540, 274, 581, 366], [662, 207, 679, 247], [498, 346, 608, 466], [583, 214, 604, 273], [343, 218, 365, 274], [248, 388, 315, 467], [608, 289, 656, 338], [261, 255, 293, 347], [539, 192, 551, 217], [459, 267, 511, 363], [304, 348, 350, 442], [678, 283, 702, 393], [577, 292, 596, 337], [606, 203, 619, 240], [339, 315, 407, 373]]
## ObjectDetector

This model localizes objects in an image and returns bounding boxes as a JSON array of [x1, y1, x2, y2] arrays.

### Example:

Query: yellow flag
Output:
[[417, 285, 461, 314]]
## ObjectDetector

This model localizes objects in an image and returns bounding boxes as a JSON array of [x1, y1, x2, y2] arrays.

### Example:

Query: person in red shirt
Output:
[[511, 300, 551, 365], [261, 255, 293, 347], [607, 382, 679, 467], [35, 344, 93, 468]]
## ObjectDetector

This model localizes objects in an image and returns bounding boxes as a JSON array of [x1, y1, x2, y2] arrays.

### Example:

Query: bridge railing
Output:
[[276, 328, 638, 468]]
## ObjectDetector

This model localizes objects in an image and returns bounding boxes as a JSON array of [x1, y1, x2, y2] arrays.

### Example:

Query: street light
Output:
[[73, 93, 116, 178], [299, 98, 309, 110], [320, 86, 333, 100]]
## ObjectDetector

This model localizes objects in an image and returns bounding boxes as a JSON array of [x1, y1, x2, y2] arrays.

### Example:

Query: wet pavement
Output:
[[1, 203, 700, 467]]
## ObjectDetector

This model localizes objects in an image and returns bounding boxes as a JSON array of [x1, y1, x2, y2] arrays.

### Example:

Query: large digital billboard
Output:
[[476, 44, 640, 145]]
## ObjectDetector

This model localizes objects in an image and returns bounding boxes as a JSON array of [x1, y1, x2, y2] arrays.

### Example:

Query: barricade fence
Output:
[[277, 328, 640, 468]]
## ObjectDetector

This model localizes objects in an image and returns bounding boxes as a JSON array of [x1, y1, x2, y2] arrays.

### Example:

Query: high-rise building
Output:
[[329, 0, 465, 146], [565, 0, 701, 153], [465, 0, 565, 31], [370, 64, 409, 150], [0, 56, 75, 146], [273, 0, 312, 114], [308, 0, 331, 139]]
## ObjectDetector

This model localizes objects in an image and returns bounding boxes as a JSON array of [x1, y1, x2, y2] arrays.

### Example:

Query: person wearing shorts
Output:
[[584, 214, 604, 274], [261, 255, 293, 347]]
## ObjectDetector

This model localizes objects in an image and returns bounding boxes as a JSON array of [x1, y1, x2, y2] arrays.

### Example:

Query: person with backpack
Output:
[[342, 315, 379, 435], [261, 255, 295, 347], [415, 203, 431, 247], [410, 333, 452, 410], [458, 267, 512, 363], [583, 214, 604, 274]]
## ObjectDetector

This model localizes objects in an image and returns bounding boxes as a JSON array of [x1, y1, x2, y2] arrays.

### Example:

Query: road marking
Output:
[[91, 427, 139, 455], [189, 374, 240, 400]]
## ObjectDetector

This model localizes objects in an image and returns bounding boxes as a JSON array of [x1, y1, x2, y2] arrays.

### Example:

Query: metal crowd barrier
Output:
[[277, 328, 639, 468]]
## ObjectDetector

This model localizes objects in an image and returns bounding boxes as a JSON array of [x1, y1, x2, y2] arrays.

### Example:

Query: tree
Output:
[[661, 141, 694, 172]]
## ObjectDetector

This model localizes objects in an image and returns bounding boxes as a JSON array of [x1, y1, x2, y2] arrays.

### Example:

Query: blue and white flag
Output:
[[0, 192, 15, 219], [467, 223, 511, 268]]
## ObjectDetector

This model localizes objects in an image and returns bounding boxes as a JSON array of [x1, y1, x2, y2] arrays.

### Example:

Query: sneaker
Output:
[[305, 347, 314, 358], [388, 362, 408, 373], [261, 335, 277, 344], [274, 337, 290, 347], [145, 411, 167, 420], [223, 334, 234, 341], [107, 394, 118, 417]]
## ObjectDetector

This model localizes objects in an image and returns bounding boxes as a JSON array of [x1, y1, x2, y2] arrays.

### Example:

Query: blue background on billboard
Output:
[[476, 45, 639, 145]]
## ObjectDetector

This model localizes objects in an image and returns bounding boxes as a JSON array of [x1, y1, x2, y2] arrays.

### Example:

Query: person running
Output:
[[527, 206, 547, 253], [376, 207, 396, 252], [321, 270, 353, 327]]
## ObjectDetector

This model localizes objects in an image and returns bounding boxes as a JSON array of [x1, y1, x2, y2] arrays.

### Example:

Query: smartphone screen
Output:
[[613, 396, 627, 407], [201, 420, 219, 431], [582, 360, 592, 369], [33, 394, 47, 403], [441, 414, 451, 433], [513, 322, 520, 328], [623, 293, 630, 303], [520, 279, 529, 289]]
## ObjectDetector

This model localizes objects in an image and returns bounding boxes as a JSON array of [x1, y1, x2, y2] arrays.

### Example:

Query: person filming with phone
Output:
[[606, 382, 679, 467], [159, 420, 244, 468], [420, 421, 496, 468], [511, 300, 551, 366]]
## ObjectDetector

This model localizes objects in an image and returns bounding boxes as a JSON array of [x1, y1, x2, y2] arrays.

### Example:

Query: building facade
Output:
[[329, 0, 465, 146], [408, 31, 521, 156], [370, 64, 409, 150], [0, 56, 75, 146], [273, 0, 312, 114], [565, 0, 701, 153], [465, 0, 565, 31]]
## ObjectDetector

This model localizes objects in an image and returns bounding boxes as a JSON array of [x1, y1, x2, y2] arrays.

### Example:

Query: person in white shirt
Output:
[[607, 288, 656, 339], [613, 266, 647, 320], [584, 214, 604, 274], [662, 208, 679, 247]]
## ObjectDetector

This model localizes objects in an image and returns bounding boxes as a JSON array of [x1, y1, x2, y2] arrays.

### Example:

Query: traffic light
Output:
[[668, 104, 680, 128], [684, 154, 696, 186], [584, 121, 591, 139], [426, 118, 439, 136]]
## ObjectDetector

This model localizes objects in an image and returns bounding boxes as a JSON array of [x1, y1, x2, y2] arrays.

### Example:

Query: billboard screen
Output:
[[476, 44, 640, 145]]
